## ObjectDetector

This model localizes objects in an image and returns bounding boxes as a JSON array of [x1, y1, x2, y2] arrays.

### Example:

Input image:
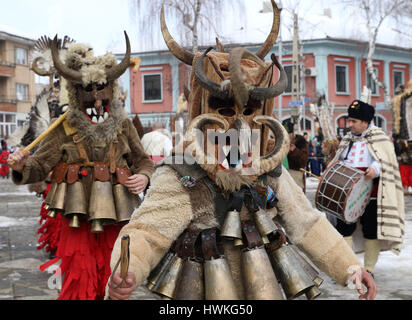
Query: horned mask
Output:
[[50, 32, 131, 142], [162, 0, 290, 190]]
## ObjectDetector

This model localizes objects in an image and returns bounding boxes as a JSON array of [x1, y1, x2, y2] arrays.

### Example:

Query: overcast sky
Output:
[[1, 0, 411, 56]]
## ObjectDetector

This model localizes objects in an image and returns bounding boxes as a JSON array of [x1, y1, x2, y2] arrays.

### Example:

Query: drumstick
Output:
[[8, 110, 70, 166], [300, 168, 321, 180]]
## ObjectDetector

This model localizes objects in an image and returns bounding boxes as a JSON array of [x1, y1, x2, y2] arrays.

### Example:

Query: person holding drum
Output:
[[329, 100, 405, 278]]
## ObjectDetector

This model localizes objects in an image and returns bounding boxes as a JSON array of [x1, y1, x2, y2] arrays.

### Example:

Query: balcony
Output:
[[0, 95, 17, 112], [0, 59, 16, 77]]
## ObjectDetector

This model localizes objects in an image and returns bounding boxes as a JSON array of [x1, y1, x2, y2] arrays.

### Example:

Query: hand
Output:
[[364, 167, 377, 180], [8, 148, 30, 172], [124, 174, 149, 194], [348, 268, 377, 300], [108, 272, 137, 300]]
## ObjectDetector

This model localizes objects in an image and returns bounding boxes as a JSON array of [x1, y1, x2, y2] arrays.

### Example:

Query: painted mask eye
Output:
[[243, 108, 254, 116], [84, 84, 93, 92], [218, 108, 236, 117]]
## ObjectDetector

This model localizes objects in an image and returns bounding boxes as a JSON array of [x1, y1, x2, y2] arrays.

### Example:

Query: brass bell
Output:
[[45, 181, 58, 206], [113, 184, 140, 223], [47, 210, 57, 219], [267, 244, 315, 300], [174, 259, 204, 300], [241, 247, 284, 300], [146, 252, 175, 291], [220, 210, 242, 240], [305, 285, 322, 300], [69, 214, 80, 228], [261, 235, 270, 244], [91, 219, 104, 233], [50, 182, 67, 213], [64, 181, 87, 228], [234, 239, 244, 247], [204, 257, 239, 300], [89, 181, 117, 232], [44, 204, 50, 210], [153, 254, 184, 299], [289, 245, 324, 287], [254, 208, 278, 236]]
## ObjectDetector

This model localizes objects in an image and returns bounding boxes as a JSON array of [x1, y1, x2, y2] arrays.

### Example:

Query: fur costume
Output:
[[392, 79, 412, 192], [107, 0, 363, 300], [11, 34, 154, 300]]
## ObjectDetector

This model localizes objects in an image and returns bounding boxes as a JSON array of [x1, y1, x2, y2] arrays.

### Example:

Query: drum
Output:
[[315, 161, 373, 224]]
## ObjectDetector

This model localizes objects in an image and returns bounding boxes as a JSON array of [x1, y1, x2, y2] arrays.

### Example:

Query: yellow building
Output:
[[0, 30, 35, 139]]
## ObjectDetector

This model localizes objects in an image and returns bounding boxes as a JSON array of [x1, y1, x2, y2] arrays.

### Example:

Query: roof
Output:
[[115, 36, 412, 57], [0, 30, 36, 47]]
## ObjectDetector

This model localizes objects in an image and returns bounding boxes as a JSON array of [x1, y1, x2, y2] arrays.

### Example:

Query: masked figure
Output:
[[8, 32, 154, 300], [393, 80, 412, 194], [107, 1, 376, 300]]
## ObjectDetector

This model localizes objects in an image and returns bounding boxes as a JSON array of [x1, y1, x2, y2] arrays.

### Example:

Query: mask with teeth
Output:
[[50, 32, 131, 143], [161, 0, 290, 191]]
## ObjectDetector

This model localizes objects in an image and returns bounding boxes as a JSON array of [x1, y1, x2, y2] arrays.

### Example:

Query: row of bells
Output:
[[146, 244, 323, 300], [44, 180, 140, 232], [146, 206, 323, 300]]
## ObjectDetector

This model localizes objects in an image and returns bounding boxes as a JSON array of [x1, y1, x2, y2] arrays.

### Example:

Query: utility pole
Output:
[[277, 0, 283, 121], [291, 12, 301, 134]]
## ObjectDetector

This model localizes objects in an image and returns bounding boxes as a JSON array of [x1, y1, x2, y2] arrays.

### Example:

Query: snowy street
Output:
[[0, 176, 411, 300]]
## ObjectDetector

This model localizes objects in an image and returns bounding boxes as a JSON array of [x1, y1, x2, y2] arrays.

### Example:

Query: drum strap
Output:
[[343, 140, 354, 160], [343, 135, 362, 160]]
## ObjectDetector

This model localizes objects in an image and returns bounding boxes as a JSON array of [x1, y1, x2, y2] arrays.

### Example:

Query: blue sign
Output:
[[288, 101, 304, 106]]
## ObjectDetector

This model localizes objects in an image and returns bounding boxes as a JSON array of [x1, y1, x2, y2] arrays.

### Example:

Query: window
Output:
[[373, 115, 386, 132], [143, 74, 162, 102], [0, 112, 17, 139], [393, 70, 404, 92], [366, 68, 379, 95], [15, 47, 27, 65], [16, 83, 29, 101], [335, 65, 348, 93], [284, 65, 293, 93], [336, 115, 349, 137]]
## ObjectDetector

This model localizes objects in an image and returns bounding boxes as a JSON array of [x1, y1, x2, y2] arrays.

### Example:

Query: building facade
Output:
[[0, 31, 36, 140], [118, 37, 411, 137]]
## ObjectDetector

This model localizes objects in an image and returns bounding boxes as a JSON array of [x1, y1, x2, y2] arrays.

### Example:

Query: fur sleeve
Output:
[[12, 126, 63, 185], [124, 119, 155, 179], [107, 165, 194, 292], [270, 167, 362, 286]]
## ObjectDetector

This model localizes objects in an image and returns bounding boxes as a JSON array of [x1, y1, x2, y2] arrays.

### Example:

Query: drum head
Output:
[[343, 175, 373, 223]]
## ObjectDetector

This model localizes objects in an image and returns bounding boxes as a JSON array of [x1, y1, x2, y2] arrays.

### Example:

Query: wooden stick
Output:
[[300, 168, 321, 180], [8, 110, 69, 166], [120, 235, 130, 280]]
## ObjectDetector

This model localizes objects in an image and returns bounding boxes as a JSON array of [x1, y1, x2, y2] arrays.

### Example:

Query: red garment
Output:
[[41, 219, 122, 300], [400, 164, 412, 189], [150, 155, 165, 165], [0, 151, 9, 177], [37, 184, 62, 254]]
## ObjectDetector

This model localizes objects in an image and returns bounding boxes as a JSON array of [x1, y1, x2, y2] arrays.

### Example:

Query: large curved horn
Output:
[[161, 6, 195, 66], [250, 54, 288, 100], [194, 47, 230, 100], [106, 31, 131, 82], [228, 48, 266, 107], [32, 57, 52, 76], [184, 114, 229, 160], [50, 35, 82, 84], [256, 0, 281, 60], [253, 115, 289, 171]]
